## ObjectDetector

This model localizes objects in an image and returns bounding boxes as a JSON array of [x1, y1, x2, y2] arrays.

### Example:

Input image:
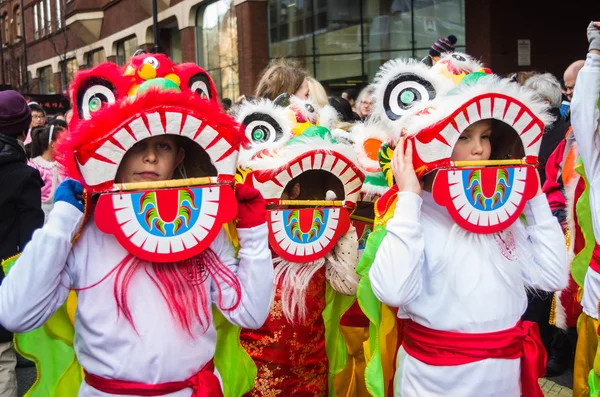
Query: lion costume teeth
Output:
[[57, 53, 244, 262]]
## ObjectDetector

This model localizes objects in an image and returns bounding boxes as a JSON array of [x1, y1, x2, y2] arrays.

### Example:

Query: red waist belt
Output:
[[402, 320, 546, 397], [84, 360, 222, 397]]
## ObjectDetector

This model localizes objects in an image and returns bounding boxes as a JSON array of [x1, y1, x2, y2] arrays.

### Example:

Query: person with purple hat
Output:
[[0, 90, 44, 397]]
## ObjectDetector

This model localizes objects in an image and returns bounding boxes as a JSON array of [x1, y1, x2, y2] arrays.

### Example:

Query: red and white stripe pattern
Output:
[[76, 110, 238, 187]]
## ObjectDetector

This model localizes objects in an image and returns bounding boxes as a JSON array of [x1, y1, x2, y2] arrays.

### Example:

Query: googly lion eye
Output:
[[79, 83, 116, 120], [452, 53, 467, 62], [142, 56, 160, 69], [305, 103, 315, 113], [188, 73, 212, 99], [242, 113, 284, 145], [383, 73, 436, 121]]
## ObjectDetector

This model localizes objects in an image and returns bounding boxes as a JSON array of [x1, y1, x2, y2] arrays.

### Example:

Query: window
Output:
[[3, 16, 8, 45], [61, 58, 78, 92], [15, 6, 21, 39], [45, 0, 52, 34], [86, 48, 105, 68], [39, 2, 45, 37], [116, 36, 138, 66], [56, 0, 62, 29], [195, 0, 239, 100], [34, 4, 39, 40], [267, 0, 465, 93], [39, 66, 55, 94]]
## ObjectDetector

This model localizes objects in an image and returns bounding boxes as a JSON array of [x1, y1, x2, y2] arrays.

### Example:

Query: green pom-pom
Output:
[[137, 78, 181, 95]]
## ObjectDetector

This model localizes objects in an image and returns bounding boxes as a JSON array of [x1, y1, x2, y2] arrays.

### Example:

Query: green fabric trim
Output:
[[323, 284, 354, 395], [213, 308, 256, 397], [288, 126, 335, 145], [356, 224, 388, 397], [2, 255, 82, 397], [590, 369, 600, 397], [572, 159, 594, 287]]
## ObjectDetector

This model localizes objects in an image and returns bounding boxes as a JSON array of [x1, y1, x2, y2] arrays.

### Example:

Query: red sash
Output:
[[402, 320, 546, 397], [84, 360, 222, 397]]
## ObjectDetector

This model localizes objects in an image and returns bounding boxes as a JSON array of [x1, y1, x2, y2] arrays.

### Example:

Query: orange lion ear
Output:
[[363, 138, 383, 162]]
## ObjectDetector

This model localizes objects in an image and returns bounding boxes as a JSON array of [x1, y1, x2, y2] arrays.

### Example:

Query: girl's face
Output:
[[48, 129, 65, 159], [295, 79, 310, 100], [450, 119, 492, 162], [115, 135, 185, 183]]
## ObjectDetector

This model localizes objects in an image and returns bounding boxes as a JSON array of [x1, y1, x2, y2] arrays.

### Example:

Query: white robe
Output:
[[0, 201, 274, 397], [369, 191, 567, 397], [571, 52, 600, 320]]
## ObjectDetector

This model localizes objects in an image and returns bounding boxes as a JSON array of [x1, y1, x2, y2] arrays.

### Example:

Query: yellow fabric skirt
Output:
[[574, 313, 600, 397]]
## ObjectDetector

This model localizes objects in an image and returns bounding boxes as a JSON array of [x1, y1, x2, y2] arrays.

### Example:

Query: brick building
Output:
[[0, 0, 597, 104]]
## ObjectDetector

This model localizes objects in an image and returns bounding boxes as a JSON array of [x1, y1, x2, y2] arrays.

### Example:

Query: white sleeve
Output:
[[210, 224, 274, 329], [369, 192, 425, 307], [0, 202, 82, 332], [571, 53, 600, 242], [520, 195, 569, 291], [582, 266, 600, 319]]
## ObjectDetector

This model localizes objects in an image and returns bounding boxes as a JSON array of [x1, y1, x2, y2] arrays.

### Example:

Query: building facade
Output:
[[0, 0, 597, 102]]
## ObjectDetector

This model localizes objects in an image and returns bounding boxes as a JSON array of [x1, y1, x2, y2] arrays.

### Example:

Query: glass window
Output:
[[33, 4, 39, 40], [3, 16, 8, 44], [15, 6, 21, 39], [413, 0, 465, 49], [39, 2, 45, 37], [196, 0, 239, 100], [39, 66, 55, 94], [267, 0, 465, 89], [61, 58, 78, 92], [87, 48, 106, 68], [46, 0, 52, 34], [56, 0, 62, 29], [116, 36, 138, 66]]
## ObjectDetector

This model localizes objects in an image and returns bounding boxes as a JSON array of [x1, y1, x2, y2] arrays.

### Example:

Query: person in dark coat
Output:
[[0, 90, 44, 397]]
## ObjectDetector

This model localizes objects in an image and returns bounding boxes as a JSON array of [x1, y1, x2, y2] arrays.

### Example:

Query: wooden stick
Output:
[[350, 214, 374, 224], [449, 159, 528, 167], [276, 200, 344, 207], [112, 177, 220, 191]]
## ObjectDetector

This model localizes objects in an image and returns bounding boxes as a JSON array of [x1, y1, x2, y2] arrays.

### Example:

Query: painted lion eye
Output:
[[79, 83, 116, 120], [143, 56, 160, 69], [383, 73, 436, 120], [189, 73, 212, 99], [242, 113, 283, 145]]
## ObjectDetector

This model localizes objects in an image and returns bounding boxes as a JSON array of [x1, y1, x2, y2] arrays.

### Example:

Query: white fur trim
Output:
[[318, 104, 339, 131], [371, 57, 455, 133], [234, 99, 294, 164], [273, 257, 326, 324], [351, 121, 391, 173], [554, 290, 567, 330]]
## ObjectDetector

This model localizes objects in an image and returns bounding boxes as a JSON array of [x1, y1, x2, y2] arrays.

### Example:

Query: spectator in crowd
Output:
[[357, 86, 376, 121], [221, 98, 233, 113], [525, 73, 571, 185], [421, 34, 457, 66], [0, 91, 44, 397], [28, 121, 68, 222], [341, 88, 359, 113], [28, 104, 46, 129], [307, 77, 328, 107], [508, 71, 538, 86], [564, 60, 585, 101], [255, 59, 310, 100]]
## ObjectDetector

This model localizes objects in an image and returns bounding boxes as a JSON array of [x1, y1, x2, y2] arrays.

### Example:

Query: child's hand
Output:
[[235, 184, 267, 229], [54, 179, 84, 212], [588, 21, 600, 52], [391, 138, 422, 195]]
